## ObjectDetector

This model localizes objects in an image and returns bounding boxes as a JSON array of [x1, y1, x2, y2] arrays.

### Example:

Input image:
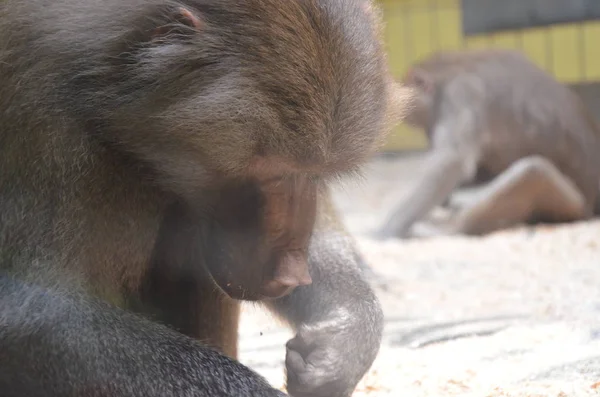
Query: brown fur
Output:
[[0, 0, 395, 395]]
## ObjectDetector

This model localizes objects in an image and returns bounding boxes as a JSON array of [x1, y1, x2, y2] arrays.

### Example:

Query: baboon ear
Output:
[[404, 68, 432, 93], [150, 6, 203, 39]]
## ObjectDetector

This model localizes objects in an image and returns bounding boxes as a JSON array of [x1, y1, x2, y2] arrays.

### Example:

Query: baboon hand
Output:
[[285, 313, 371, 397]]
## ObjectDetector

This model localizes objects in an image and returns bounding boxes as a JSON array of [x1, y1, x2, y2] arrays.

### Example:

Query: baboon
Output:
[[373, 49, 600, 239], [0, 0, 398, 396]]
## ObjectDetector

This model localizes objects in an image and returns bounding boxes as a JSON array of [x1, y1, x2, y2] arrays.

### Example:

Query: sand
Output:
[[238, 154, 600, 397]]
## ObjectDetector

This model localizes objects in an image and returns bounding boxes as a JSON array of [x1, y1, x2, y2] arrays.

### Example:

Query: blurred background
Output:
[[378, 0, 600, 152]]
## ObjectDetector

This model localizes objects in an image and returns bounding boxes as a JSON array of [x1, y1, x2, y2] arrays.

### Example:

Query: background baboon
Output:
[[373, 49, 600, 239], [0, 0, 396, 396]]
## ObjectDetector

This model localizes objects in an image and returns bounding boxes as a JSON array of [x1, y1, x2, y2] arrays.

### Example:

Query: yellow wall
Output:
[[379, 0, 600, 151]]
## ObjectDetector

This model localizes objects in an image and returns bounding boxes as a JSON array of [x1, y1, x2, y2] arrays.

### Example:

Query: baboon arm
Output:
[[375, 149, 470, 239], [265, 189, 384, 397], [0, 275, 284, 397]]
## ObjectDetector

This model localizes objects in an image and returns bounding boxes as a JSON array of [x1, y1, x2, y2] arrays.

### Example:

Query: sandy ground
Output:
[[238, 153, 600, 397]]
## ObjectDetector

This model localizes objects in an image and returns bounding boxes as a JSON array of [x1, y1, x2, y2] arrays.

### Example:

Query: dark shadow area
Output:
[[462, 0, 600, 36], [390, 315, 530, 349]]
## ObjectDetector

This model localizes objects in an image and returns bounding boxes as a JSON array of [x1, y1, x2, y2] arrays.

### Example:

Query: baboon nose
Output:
[[259, 281, 295, 299], [260, 253, 312, 298], [259, 275, 312, 299]]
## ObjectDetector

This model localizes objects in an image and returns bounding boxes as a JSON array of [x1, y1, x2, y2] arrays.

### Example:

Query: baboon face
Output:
[[66, 0, 389, 299], [203, 175, 317, 300]]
